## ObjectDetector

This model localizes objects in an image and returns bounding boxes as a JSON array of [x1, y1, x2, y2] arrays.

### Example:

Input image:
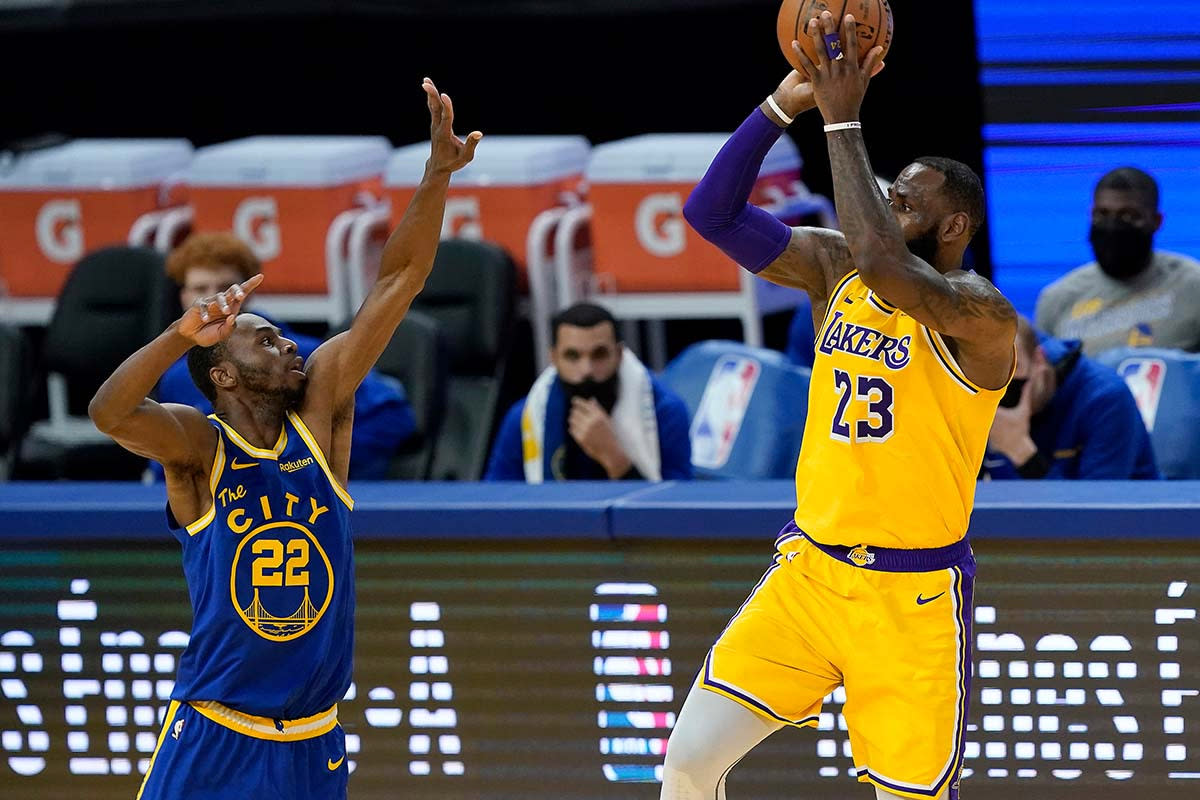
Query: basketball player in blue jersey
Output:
[[88, 78, 481, 799], [663, 12, 1017, 800]]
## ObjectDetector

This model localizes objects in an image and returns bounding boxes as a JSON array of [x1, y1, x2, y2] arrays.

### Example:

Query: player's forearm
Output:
[[825, 129, 909, 286], [89, 324, 192, 432], [682, 108, 793, 273], [373, 165, 453, 305]]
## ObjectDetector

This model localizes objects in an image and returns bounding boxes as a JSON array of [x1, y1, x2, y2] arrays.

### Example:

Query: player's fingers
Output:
[[806, 18, 829, 69], [423, 78, 442, 123], [461, 131, 483, 162], [792, 40, 817, 80], [239, 273, 265, 296], [441, 92, 454, 132], [863, 46, 886, 80], [842, 14, 859, 65]]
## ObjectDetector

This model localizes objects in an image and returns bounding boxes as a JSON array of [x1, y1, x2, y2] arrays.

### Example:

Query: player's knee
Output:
[[662, 722, 724, 788]]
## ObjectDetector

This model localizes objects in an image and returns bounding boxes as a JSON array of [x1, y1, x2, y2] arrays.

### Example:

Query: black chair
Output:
[[410, 240, 516, 481], [0, 323, 33, 480], [17, 246, 173, 480], [373, 310, 448, 480]]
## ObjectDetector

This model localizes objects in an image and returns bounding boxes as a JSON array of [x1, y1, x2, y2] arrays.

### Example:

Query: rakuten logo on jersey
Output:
[[634, 193, 685, 258], [35, 199, 85, 264], [233, 197, 282, 262]]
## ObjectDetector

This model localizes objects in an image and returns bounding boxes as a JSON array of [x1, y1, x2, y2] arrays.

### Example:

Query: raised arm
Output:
[[89, 274, 262, 464], [302, 78, 481, 417], [683, 70, 857, 302], [794, 12, 1015, 360]]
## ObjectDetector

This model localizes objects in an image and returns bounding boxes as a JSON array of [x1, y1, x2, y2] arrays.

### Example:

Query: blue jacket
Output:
[[483, 374, 694, 481], [154, 314, 415, 480], [983, 335, 1159, 480]]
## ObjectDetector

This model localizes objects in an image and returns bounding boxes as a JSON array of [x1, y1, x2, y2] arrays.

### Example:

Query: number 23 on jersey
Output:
[[830, 368, 895, 443]]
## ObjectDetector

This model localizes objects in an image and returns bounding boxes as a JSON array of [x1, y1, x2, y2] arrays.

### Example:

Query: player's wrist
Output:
[[767, 89, 814, 125]]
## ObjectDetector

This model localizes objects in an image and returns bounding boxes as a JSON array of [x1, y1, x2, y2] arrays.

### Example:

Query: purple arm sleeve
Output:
[[681, 107, 793, 274]]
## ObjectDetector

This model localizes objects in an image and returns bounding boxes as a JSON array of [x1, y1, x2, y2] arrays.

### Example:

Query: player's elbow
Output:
[[88, 396, 118, 434], [682, 186, 731, 240]]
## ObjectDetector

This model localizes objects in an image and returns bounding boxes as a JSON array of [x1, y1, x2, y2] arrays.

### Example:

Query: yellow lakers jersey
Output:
[[791, 271, 1010, 550]]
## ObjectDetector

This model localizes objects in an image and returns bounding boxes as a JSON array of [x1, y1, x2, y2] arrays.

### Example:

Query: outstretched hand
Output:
[[176, 273, 264, 347], [791, 11, 885, 125], [423, 77, 482, 176]]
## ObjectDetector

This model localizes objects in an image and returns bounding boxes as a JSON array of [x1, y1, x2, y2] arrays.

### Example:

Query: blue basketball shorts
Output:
[[136, 700, 347, 800]]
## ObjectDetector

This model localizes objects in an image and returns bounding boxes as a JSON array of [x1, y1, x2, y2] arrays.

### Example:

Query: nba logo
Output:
[[1117, 358, 1166, 432], [172, 719, 185, 740], [690, 356, 761, 469]]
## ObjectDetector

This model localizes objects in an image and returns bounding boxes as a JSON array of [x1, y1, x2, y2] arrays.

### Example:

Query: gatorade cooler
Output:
[[187, 136, 391, 294], [585, 134, 801, 292], [383, 135, 590, 278], [0, 139, 193, 297]]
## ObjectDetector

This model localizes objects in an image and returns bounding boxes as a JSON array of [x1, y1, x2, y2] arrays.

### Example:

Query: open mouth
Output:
[[289, 356, 306, 376]]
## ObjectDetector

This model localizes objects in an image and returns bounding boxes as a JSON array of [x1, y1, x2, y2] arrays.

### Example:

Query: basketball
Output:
[[777, 0, 893, 72]]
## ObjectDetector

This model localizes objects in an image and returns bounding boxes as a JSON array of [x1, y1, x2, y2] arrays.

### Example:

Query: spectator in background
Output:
[[1036, 167, 1200, 356], [982, 316, 1158, 480], [485, 303, 692, 482], [155, 232, 415, 479]]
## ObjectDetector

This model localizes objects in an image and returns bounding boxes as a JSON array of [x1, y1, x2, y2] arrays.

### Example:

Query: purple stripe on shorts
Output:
[[775, 519, 972, 573]]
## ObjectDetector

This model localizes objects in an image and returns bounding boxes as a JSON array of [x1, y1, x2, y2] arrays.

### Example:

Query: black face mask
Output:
[[1089, 220, 1153, 281], [561, 374, 619, 414], [998, 377, 1027, 409], [905, 225, 941, 266]]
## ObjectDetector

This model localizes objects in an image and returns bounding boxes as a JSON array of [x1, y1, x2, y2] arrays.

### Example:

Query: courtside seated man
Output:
[[88, 78, 480, 799], [664, 12, 1015, 800]]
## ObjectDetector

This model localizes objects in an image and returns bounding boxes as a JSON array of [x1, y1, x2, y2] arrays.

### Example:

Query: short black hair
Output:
[[1095, 166, 1159, 210], [914, 156, 986, 238], [550, 302, 621, 347], [186, 341, 228, 404]]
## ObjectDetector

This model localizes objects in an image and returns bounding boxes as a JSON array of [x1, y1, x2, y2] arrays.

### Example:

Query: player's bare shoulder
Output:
[[941, 269, 1017, 329], [758, 226, 856, 299]]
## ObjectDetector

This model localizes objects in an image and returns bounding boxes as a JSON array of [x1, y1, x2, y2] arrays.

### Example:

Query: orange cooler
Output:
[[383, 135, 590, 275], [0, 139, 193, 297], [186, 136, 391, 294], [585, 133, 801, 292]]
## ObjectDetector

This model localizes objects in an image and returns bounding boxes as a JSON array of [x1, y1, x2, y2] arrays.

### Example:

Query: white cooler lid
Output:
[[384, 135, 590, 188], [586, 133, 800, 184], [0, 138, 194, 190], [187, 136, 392, 187]]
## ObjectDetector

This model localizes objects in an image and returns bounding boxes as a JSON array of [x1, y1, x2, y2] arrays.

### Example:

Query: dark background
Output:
[[0, 0, 987, 271]]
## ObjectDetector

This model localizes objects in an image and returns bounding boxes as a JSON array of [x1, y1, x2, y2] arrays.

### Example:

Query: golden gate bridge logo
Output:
[[230, 520, 335, 642], [241, 586, 321, 637]]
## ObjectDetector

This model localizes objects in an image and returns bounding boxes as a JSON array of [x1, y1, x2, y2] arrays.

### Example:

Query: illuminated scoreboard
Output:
[[0, 482, 1198, 799]]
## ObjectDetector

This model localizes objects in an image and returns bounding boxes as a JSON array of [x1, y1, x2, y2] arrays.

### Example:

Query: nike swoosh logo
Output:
[[327, 755, 345, 770], [916, 592, 945, 606], [230, 459, 259, 470]]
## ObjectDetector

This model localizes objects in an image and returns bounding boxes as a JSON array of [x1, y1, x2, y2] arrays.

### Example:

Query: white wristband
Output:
[[765, 95, 795, 126], [824, 121, 862, 133]]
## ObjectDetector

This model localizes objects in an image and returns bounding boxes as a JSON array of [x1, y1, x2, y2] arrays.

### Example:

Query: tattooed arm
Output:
[[824, 129, 1015, 344], [795, 10, 1015, 387]]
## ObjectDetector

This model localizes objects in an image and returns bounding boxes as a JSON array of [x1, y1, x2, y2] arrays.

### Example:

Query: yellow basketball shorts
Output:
[[701, 521, 974, 799]]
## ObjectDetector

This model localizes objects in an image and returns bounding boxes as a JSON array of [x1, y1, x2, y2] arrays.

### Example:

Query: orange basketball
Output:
[[777, 0, 893, 72]]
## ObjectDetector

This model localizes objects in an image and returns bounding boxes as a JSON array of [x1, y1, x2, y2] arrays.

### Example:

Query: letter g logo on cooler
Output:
[[233, 196, 282, 261], [35, 199, 85, 264], [635, 193, 686, 258]]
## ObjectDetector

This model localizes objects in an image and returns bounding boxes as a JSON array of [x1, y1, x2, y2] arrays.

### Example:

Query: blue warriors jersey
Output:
[[168, 411, 355, 720]]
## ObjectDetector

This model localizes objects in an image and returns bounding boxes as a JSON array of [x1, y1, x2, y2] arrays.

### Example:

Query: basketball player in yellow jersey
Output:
[[667, 12, 1016, 800]]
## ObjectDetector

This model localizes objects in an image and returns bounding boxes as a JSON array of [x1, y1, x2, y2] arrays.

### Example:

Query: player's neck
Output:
[[214, 397, 288, 450]]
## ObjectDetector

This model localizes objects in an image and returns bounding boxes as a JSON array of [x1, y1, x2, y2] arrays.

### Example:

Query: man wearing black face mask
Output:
[[982, 316, 1159, 480], [483, 303, 693, 482], [1035, 167, 1200, 356]]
